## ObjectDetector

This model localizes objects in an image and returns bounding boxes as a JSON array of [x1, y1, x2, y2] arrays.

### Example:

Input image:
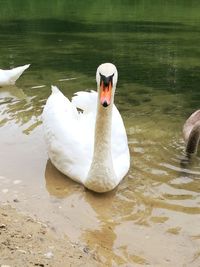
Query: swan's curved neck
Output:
[[186, 121, 200, 154], [85, 88, 117, 192]]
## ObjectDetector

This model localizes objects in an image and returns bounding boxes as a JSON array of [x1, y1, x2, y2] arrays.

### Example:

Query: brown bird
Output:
[[183, 110, 200, 154]]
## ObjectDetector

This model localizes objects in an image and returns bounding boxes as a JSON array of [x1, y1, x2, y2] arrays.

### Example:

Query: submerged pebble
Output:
[[17, 249, 27, 254], [44, 251, 54, 259], [13, 180, 22, 185], [2, 189, 8, 194], [0, 223, 6, 229]]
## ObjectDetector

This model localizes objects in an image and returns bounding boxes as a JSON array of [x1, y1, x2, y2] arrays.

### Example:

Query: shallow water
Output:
[[1, 1, 200, 266]]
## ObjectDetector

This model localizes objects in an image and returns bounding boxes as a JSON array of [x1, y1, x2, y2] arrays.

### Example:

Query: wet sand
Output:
[[0, 204, 100, 267]]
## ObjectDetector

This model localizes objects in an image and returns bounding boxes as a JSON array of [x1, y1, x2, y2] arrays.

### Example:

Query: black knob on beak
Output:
[[100, 73, 114, 87]]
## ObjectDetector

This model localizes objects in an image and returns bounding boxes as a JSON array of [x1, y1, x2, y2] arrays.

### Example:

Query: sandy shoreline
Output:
[[0, 204, 100, 267]]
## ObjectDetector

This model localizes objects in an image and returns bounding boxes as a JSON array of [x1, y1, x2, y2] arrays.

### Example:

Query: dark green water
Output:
[[1, 1, 200, 266]]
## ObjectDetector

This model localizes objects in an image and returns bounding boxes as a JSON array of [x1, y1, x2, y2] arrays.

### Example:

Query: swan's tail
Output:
[[7, 64, 30, 85], [51, 85, 62, 94]]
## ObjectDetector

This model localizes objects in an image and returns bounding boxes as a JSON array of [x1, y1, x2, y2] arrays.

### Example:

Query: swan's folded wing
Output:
[[72, 90, 97, 114], [42, 86, 94, 183]]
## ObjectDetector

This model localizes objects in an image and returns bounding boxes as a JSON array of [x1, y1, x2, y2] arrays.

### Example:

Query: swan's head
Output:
[[96, 63, 118, 107]]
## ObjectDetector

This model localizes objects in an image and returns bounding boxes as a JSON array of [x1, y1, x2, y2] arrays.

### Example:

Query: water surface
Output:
[[1, 1, 200, 266]]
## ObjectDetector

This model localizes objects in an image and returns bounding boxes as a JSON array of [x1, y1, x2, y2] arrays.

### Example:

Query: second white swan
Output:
[[0, 64, 30, 86]]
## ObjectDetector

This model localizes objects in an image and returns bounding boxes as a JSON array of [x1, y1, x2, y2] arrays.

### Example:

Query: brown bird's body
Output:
[[183, 110, 200, 154]]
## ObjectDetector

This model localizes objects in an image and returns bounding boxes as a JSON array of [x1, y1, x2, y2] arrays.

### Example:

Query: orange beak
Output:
[[100, 80, 112, 107]]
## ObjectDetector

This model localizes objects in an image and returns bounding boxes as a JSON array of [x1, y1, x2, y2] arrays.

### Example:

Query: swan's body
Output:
[[183, 110, 200, 154], [42, 63, 130, 192], [0, 64, 30, 86]]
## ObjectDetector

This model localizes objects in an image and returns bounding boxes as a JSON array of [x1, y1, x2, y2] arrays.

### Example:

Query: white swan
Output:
[[183, 110, 200, 154], [0, 64, 30, 86], [42, 63, 130, 192]]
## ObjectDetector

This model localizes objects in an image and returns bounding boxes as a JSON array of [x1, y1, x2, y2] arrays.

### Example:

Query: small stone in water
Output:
[[13, 180, 22, 185], [2, 189, 8, 194], [83, 246, 90, 254], [44, 251, 53, 259], [17, 249, 27, 254], [0, 224, 6, 229]]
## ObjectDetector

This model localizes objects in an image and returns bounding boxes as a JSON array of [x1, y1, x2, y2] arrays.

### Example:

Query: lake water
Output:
[[1, 1, 200, 266]]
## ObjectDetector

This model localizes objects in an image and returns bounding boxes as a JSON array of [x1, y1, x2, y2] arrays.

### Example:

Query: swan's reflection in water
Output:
[[45, 160, 147, 265], [44, 157, 200, 266], [45, 159, 83, 198], [0, 85, 43, 133], [45, 160, 100, 241], [0, 85, 27, 100]]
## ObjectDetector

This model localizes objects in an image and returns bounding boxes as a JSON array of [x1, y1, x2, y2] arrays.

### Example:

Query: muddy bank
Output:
[[0, 204, 100, 267]]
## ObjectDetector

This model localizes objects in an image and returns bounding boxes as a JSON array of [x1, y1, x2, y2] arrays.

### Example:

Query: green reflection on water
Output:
[[0, 1, 200, 107]]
